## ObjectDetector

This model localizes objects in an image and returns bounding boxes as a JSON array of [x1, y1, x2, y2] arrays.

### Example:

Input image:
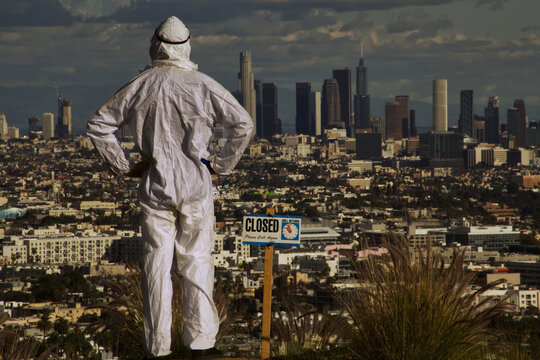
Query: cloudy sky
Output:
[[1, 0, 539, 134]]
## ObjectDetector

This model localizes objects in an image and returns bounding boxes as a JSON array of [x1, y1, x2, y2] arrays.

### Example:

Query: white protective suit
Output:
[[86, 16, 253, 357]]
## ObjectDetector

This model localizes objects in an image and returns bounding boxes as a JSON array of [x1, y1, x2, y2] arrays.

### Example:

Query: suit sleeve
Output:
[[86, 89, 132, 176], [210, 89, 254, 175]]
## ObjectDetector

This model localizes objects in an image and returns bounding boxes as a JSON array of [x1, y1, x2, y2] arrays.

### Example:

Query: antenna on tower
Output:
[[361, 42, 364, 58], [54, 81, 61, 100]]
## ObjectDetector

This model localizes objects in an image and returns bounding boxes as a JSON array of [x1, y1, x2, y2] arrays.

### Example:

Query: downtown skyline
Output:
[[0, 0, 539, 134]]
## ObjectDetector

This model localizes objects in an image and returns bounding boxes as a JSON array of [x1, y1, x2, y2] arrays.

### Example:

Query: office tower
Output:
[[354, 47, 370, 131], [254, 80, 263, 138], [485, 96, 499, 144], [459, 90, 473, 137], [238, 51, 256, 129], [473, 115, 485, 142], [28, 116, 40, 137], [309, 91, 322, 136], [0, 112, 8, 139], [385, 101, 401, 140], [419, 132, 464, 167], [57, 98, 72, 138], [42, 112, 54, 140], [356, 132, 382, 160], [409, 110, 417, 137], [507, 108, 520, 148], [262, 83, 278, 139], [322, 78, 343, 130], [332, 67, 352, 134], [7, 126, 19, 139], [433, 79, 448, 132], [356, 44, 367, 96], [370, 116, 385, 139], [513, 99, 527, 147], [395, 95, 410, 138], [296, 82, 311, 135]]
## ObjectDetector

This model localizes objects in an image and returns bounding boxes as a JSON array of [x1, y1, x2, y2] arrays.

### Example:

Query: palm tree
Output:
[[37, 310, 53, 340]]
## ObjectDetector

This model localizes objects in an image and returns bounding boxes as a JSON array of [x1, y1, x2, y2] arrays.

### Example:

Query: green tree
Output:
[[37, 311, 53, 340]]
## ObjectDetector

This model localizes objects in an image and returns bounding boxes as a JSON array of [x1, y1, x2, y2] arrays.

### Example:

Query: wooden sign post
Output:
[[261, 245, 274, 360], [242, 214, 301, 360]]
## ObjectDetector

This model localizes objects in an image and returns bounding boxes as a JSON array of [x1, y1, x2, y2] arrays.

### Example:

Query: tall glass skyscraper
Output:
[[484, 96, 499, 144], [322, 78, 342, 130], [459, 90, 473, 137], [295, 82, 311, 135], [332, 67, 352, 134]]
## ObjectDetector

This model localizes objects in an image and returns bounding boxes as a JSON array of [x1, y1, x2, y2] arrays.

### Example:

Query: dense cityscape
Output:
[[1, 45, 540, 359]]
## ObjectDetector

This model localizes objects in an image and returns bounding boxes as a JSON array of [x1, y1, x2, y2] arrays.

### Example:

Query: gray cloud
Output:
[[475, 0, 509, 10], [385, 9, 453, 36], [521, 25, 539, 32]]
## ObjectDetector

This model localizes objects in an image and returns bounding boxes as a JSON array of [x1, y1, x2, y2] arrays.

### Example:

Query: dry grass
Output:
[[340, 236, 510, 360], [271, 293, 351, 358], [86, 265, 240, 359]]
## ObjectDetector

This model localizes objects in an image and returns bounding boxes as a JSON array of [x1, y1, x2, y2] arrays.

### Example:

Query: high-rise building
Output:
[[433, 79, 448, 132], [370, 116, 385, 139], [459, 90, 473, 137], [332, 67, 352, 134], [0, 112, 8, 139], [28, 116, 40, 138], [238, 51, 256, 130], [356, 131, 382, 160], [507, 108, 520, 148], [309, 91, 322, 136], [296, 82, 311, 135], [485, 96, 499, 144], [395, 95, 410, 138], [322, 78, 342, 130], [473, 115, 485, 142], [354, 47, 370, 131], [513, 99, 527, 147], [385, 101, 401, 140], [56, 98, 72, 138], [354, 95, 370, 130], [262, 83, 278, 140], [356, 44, 367, 97], [42, 112, 54, 140], [254, 80, 263, 138], [419, 132, 464, 167], [409, 110, 417, 137]]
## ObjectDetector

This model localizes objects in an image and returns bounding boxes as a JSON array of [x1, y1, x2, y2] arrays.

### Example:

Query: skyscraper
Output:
[[395, 95, 410, 138], [254, 80, 263, 138], [354, 47, 370, 131], [513, 99, 527, 147], [28, 116, 40, 137], [296, 82, 311, 135], [459, 90, 473, 137], [507, 108, 520, 148], [238, 51, 256, 130], [385, 101, 401, 140], [42, 112, 54, 140], [322, 78, 342, 130], [409, 110, 417, 137], [0, 112, 8, 140], [56, 98, 72, 138], [485, 96, 499, 144], [309, 91, 322, 136], [356, 44, 367, 97], [332, 67, 352, 134], [262, 83, 278, 140], [433, 79, 448, 132]]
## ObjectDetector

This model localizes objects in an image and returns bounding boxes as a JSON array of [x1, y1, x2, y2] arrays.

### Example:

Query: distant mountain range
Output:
[[1, 84, 539, 136]]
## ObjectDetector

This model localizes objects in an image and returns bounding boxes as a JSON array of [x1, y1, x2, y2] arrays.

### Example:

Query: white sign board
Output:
[[242, 214, 301, 247]]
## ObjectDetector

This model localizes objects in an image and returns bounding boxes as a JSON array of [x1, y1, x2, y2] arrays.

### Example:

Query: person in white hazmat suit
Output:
[[86, 16, 253, 360]]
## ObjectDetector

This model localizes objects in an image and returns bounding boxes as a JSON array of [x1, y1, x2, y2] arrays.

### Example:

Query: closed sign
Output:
[[242, 214, 301, 247]]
